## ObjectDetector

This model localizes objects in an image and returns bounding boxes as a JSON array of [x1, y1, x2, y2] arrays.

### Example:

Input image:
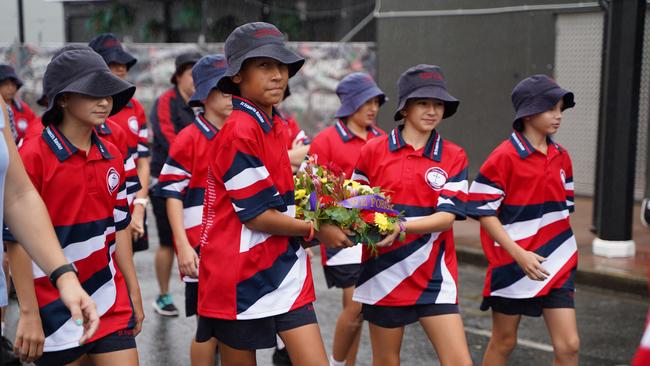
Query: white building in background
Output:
[[0, 0, 65, 44]]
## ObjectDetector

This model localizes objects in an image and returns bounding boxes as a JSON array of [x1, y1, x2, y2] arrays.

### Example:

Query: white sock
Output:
[[330, 355, 346, 366]]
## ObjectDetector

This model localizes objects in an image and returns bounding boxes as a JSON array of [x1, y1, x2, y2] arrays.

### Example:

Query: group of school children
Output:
[[0, 20, 584, 366]]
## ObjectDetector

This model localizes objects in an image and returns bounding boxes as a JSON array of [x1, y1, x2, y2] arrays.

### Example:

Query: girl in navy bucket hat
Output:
[[155, 54, 231, 366], [308, 71, 386, 366], [6, 46, 144, 366], [467, 75, 579, 365], [350, 64, 473, 365], [196, 22, 351, 365]]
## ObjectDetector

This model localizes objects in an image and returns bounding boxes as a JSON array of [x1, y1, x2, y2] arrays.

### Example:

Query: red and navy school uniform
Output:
[[9, 99, 36, 143], [96, 119, 141, 205], [156, 113, 218, 282], [309, 120, 385, 271], [351, 127, 468, 307], [280, 111, 310, 148], [150, 87, 194, 179], [110, 98, 150, 163], [467, 131, 577, 300], [198, 96, 315, 320], [632, 310, 650, 366], [7, 125, 134, 351], [20, 115, 44, 146]]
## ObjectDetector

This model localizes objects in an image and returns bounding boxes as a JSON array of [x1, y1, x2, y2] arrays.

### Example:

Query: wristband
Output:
[[133, 198, 149, 207], [303, 221, 315, 242], [398, 221, 406, 233], [49, 263, 78, 288]]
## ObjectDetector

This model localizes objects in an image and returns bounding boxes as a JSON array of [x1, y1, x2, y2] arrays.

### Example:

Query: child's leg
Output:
[[542, 308, 579, 366], [88, 348, 139, 366], [331, 286, 363, 365], [418, 314, 472, 366], [279, 323, 328, 366], [367, 323, 404, 366], [191, 337, 217, 366], [482, 312, 521, 366], [65, 354, 92, 366], [218, 342, 256, 366]]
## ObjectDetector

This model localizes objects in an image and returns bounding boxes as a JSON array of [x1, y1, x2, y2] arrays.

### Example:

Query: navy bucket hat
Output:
[[189, 54, 228, 107], [171, 51, 203, 84], [512, 74, 575, 130], [394, 64, 459, 121], [0, 64, 24, 90], [218, 22, 304, 96], [88, 33, 137, 70], [42, 46, 135, 125], [334, 72, 385, 119]]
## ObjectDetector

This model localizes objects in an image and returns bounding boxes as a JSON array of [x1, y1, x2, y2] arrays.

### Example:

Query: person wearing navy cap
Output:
[[149, 50, 202, 318], [0, 64, 36, 143], [351, 64, 472, 365], [5, 46, 144, 366], [89, 33, 152, 255], [468, 74, 579, 366], [155, 54, 231, 366], [196, 22, 352, 365], [308, 71, 386, 366]]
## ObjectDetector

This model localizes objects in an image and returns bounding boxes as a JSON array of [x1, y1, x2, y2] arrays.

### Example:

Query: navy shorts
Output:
[[151, 194, 173, 247], [362, 303, 459, 328], [35, 329, 136, 366], [185, 281, 198, 317], [480, 288, 575, 317], [323, 264, 361, 289], [195, 303, 318, 350]]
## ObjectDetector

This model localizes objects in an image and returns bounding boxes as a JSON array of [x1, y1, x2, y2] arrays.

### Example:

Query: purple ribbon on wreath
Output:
[[338, 194, 400, 216]]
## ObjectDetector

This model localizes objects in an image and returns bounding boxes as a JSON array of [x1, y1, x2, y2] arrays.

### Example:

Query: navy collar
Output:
[[388, 126, 443, 162], [193, 113, 219, 140], [126, 100, 134, 108], [95, 122, 113, 135], [335, 119, 382, 143], [42, 125, 113, 162], [232, 96, 276, 133], [509, 131, 564, 159], [12, 99, 22, 112]]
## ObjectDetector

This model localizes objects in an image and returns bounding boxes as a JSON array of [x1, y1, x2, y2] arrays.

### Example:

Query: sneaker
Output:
[[152, 294, 179, 317], [2, 336, 21, 365], [272, 347, 292, 365], [642, 198, 650, 228]]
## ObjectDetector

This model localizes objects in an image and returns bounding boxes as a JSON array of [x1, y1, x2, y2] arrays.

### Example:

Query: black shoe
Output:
[[2, 336, 20, 365], [272, 347, 292, 365], [642, 198, 650, 228]]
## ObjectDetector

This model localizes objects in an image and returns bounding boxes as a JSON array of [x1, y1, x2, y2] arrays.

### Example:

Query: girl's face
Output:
[[402, 98, 445, 133], [347, 96, 380, 128], [204, 89, 233, 119], [176, 67, 196, 98], [0, 79, 17, 103], [524, 100, 564, 135], [108, 63, 128, 80], [61, 93, 113, 127], [233, 57, 289, 110]]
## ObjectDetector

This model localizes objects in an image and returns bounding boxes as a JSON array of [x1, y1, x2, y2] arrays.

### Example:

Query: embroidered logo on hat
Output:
[[212, 59, 226, 68], [107, 167, 120, 195], [102, 38, 121, 48], [254, 28, 283, 38], [425, 167, 448, 191], [419, 71, 444, 81]]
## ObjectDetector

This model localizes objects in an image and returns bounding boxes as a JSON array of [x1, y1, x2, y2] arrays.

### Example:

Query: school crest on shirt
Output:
[[560, 169, 566, 185], [106, 167, 120, 195], [17, 119, 28, 132], [128, 116, 139, 134], [425, 167, 448, 191]]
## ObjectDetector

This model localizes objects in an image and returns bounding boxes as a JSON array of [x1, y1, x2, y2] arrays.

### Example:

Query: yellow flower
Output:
[[295, 189, 307, 200], [321, 177, 328, 183], [374, 213, 391, 232]]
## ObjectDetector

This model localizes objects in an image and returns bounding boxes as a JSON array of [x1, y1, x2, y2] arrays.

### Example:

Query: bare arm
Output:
[[479, 216, 549, 281], [404, 212, 456, 235], [166, 197, 198, 278], [288, 144, 309, 167], [114, 229, 144, 334]]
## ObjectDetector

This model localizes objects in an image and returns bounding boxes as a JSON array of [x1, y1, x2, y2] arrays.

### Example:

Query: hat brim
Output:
[[334, 86, 386, 118], [513, 87, 575, 128], [393, 86, 459, 121], [43, 70, 135, 125], [0, 76, 23, 90], [218, 43, 304, 95], [104, 49, 138, 71], [189, 74, 227, 107]]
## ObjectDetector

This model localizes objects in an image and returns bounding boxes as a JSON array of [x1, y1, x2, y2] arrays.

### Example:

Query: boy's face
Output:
[[108, 63, 128, 80], [402, 98, 444, 133], [347, 96, 380, 128], [205, 89, 233, 119], [525, 99, 563, 135], [60, 93, 113, 127], [233, 57, 288, 109], [0, 79, 18, 102], [176, 67, 196, 98]]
